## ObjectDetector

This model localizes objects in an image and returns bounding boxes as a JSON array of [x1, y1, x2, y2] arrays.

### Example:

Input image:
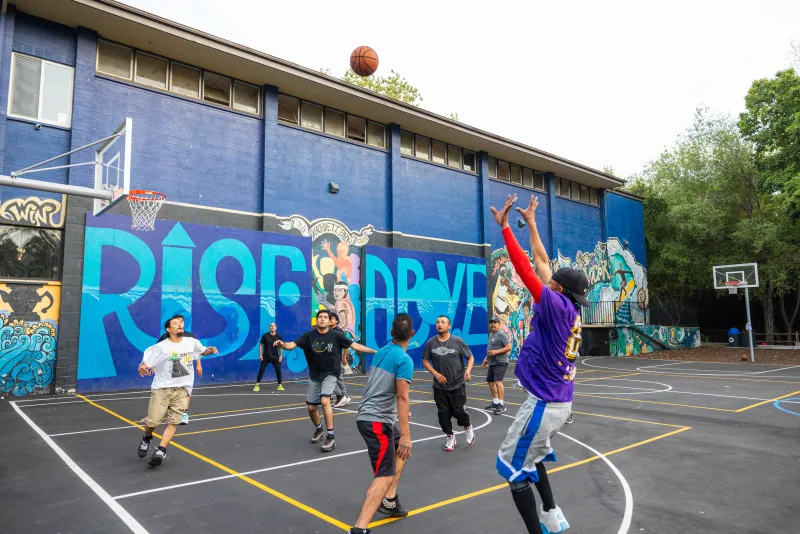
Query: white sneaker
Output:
[[444, 434, 456, 451], [539, 505, 569, 533], [464, 425, 475, 445], [342, 395, 351, 406], [334, 395, 349, 408], [179, 412, 190, 425]]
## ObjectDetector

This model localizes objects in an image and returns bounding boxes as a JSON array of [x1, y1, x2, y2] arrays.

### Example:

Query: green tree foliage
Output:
[[340, 69, 423, 106]]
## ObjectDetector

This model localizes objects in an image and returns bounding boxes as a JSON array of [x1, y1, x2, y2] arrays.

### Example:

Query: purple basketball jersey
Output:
[[515, 286, 582, 403]]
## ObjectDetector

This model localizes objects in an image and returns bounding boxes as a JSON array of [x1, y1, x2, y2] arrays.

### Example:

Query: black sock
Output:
[[385, 495, 396, 502], [510, 483, 543, 534], [348, 528, 370, 534], [143, 434, 152, 442], [157, 445, 166, 452], [534, 462, 556, 511]]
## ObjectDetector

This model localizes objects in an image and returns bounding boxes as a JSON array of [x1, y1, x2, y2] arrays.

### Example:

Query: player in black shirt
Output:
[[276, 309, 376, 452], [255, 323, 283, 391]]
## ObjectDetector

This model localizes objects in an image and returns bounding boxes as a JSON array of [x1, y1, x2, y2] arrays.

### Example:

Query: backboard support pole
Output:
[[0, 174, 112, 200], [744, 286, 755, 363]]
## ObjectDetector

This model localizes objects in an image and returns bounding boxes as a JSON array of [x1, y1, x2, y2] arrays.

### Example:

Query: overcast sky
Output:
[[123, 0, 799, 177]]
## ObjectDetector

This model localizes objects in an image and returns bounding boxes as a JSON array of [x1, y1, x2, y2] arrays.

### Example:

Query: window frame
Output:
[[8, 52, 75, 128], [232, 80, 261, 115], [169, 61, 201, 99], [367, 121, 386, 148], [462, 150, 476, 173], [134, 50, 168, 90], [346, 114, 367, 143], [323, 107, 346, 137], [414, 135, 431, 161], [96, 38, 133, 81], [400, 130, 414, 155], [432, 140, 447, 165]]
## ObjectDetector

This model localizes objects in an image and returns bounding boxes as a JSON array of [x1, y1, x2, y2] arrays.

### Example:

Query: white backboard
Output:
[[713, 263, 759, 289], [93, 117, 132, 215]]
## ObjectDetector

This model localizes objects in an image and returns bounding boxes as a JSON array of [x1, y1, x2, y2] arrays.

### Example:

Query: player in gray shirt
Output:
[[422, 315, 475, 451], [482, 315, 512, 414]]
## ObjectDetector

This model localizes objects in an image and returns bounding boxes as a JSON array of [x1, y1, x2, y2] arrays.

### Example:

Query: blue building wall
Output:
[[12, 12, 76, 66], [487, 179, 551, 254], [551, 196, 603, 257], [605, 191, 647, 267]]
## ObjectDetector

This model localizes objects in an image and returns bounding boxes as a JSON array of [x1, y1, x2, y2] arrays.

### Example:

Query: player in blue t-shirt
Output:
[[348, 313, 415, 534]]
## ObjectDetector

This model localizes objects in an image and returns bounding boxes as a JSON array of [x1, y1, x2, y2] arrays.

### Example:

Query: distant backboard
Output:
[[713, 263, 759, 289], [93, 117, 132, 215]]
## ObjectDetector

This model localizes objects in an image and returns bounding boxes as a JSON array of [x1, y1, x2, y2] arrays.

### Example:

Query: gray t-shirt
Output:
[[357, 343, 414, 424], [422, 335, 473, 391], [487, 330, 511, 365]]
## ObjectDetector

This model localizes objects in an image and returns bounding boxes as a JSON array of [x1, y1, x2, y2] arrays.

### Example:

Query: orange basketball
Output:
[[350, 46, 379, 77]]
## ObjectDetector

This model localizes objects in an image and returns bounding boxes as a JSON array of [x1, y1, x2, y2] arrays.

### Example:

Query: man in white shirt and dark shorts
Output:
[[137, 316, 218, 467]]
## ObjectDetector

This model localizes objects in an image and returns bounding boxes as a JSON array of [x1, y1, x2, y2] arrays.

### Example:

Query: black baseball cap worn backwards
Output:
[[551, 268, 590, 307]]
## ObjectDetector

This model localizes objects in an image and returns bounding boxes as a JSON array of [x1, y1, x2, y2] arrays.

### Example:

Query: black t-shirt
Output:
[[157, 331, 195, 343], [260, 332, 283, 360], [422, 335, 474, 391], [294, 328, 353, 381]]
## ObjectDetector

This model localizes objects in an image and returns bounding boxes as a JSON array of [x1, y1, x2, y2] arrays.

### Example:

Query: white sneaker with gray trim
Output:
[[464, 425, 475, 445], [539, 505, 569, 533]]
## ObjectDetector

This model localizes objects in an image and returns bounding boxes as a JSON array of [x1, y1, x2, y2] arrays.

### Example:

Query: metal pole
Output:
[[0, 175, 112, 200], [745, 286, 755, 363]]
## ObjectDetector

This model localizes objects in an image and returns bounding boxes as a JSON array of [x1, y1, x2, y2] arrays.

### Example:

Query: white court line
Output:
[[581, 357, 800, 378], [11, 402, 150, 534], [637, 361, 686, 370], [19, 393, 310, 408], [114, 403, 493, 500], [335, 403, 444, 432]]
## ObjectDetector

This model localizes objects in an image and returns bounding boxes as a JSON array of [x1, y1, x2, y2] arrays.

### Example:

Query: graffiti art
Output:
[[610, 326, 701, 356]]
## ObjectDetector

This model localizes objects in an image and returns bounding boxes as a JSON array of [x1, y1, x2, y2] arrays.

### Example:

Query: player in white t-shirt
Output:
[[137, 316, 218, 467]]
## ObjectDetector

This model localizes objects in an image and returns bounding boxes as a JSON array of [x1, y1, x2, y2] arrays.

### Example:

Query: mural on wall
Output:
[[610, 326, 701, 356], [277, 215, 374, 371], [77, 214, 312, 393], [488, 237, 649, 357], [365, 246, 488, 369], [0, 195, 65, 227], [0, 282, 61, 396]]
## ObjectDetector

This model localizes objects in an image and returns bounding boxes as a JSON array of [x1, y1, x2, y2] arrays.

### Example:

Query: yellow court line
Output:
[[190, 402, 307, 418], [575, 372, 641, 383], [369, 425, 692, 528], [570, 410, 687, 429], [574, 393, 738, 412], [734, 389, 800, 413], [643, 372, 800, 385], [75, 394, 351, 531], [177, 416, 312, 436]]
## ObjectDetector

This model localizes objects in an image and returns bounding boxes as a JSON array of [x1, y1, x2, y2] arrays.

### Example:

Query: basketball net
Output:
[[127, 189, 166, 231], [725, 280, 740, 295]]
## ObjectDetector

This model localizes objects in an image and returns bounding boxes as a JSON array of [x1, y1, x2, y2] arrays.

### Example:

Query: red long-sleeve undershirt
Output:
[[502, 226, 543, 303]]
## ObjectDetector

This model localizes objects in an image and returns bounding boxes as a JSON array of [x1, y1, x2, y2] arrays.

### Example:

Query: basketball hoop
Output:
[[127, 190, 166, 231], [725, 280, 740, 295]]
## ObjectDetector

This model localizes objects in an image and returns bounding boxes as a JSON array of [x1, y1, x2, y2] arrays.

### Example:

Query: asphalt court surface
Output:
[[4, 355, 800, 533]]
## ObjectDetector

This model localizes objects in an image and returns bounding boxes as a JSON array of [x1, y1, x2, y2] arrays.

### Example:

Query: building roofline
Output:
[[12, 0, 625, 189]]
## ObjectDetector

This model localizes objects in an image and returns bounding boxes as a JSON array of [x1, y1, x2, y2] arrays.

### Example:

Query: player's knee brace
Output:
[[508, 481, 531, 492]]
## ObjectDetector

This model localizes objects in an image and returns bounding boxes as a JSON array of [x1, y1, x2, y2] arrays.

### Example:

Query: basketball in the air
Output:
[[350, 46, 379, 77]]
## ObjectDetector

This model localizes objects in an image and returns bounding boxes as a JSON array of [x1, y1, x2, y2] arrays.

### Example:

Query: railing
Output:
[[581, 301, 698, 327]]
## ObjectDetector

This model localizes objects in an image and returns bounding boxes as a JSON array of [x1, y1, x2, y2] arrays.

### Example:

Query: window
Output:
[[498, 160, 510, 181], [590, 188, 598, 206], [534, 171, 545, 190], [448, 145, 462, 169], [347, 115, 366, 142], [324, 108, 345, 137], [463, 151, 476, 172], [570, 181, 581, 201], [203, 71, 231, 106], [522, 168, 534, 188], [580, 184, 590, 203], [9, 53, 74, 128], [278, 94, 299, 124], [400, 131, 414, 155], [367, 121, 385, 148], [170, 62, 200, 98], [135, 51, 167, 89], [488, 157, 498, 178], [301, 101, 323, 131], [233, 81, 260, 114], [415, 135, 430, 160], [555, 178, 562, 196], [432, 141, 446, 164], [554, 176, 599, 205], [97, 40, 132, 79], [511, 164, 522, 185], [0, 226, 62, 280]]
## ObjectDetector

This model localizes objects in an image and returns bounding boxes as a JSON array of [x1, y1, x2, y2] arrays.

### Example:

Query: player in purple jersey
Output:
[[490, 194, 589, 534]]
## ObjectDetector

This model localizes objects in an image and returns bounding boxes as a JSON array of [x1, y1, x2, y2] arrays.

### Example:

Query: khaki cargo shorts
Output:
[[145, 387, 190, 427]]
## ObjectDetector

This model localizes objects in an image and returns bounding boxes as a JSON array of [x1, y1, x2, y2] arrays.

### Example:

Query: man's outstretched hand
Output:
[[490, 194, 517, 228], [515, 194, 539, 224]]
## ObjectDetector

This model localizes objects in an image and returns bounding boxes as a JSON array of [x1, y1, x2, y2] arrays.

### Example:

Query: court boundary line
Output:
[[10, 401, 150, 534]]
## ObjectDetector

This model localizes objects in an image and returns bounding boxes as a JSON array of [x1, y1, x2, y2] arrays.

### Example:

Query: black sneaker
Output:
[[565, 413, 574, 424], [137, 436, 152, 458], [322, 434, 336, 452], [311, 427, 324, 443], [378, 495, 408, 517], [348, 529, 371, 534], [485, 402, 498, 411], [148, 448, 166, 467], [494, 404, 507, 415]]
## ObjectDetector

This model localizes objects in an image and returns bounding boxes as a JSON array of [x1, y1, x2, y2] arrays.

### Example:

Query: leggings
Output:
[[256, 359, 282, 384]]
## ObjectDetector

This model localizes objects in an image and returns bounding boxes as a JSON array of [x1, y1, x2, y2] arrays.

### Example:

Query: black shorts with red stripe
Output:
[[357, 420, 401, 477]]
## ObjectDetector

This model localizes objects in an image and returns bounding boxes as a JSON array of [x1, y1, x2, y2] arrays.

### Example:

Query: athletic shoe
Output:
[[444, 434, 456, 451], [565, 413, 574, 425], [179, 412, 190, 425], [148, 448, 166, 467], [322, 434, 336, 452], [253, 384, 260, 392], [378, 495, 408, 517], [539, 505, 569, 533], [494, 404, 507, 415], [465, 425, 475, 445], [137, 436, 151, 458], [485, 402, 498, 411], [311, 427, 325, 443], [276, 384, 285, 391], [347, 529, 371, 534], [335, 395, 351, 408]]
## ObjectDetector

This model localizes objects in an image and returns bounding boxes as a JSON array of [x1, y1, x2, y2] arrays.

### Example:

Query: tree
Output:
[[446, 112, 459, 121], [340, 69, 423, 106]]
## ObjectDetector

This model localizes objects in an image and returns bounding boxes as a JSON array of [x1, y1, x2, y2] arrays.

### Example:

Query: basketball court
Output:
[[4, 356, 800, 533]]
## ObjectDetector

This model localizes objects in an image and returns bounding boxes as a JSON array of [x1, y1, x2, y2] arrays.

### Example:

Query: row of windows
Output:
[[96, 39, 261, 115], [8, 53, 74, 128], [488, 157, 546, 191], [278, 93, 386, 148], [556, 177, 600, 206], [400, 131, 477, 173]]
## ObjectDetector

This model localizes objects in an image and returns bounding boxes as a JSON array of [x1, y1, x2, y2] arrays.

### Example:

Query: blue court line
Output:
[[773, 398, 800, 416]]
